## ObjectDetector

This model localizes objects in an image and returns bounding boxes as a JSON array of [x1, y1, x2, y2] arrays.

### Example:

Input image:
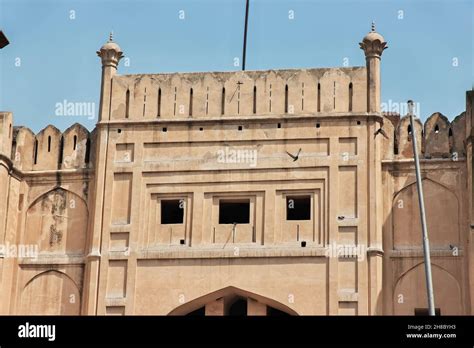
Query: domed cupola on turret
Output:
[[359, 22, 388, 113]]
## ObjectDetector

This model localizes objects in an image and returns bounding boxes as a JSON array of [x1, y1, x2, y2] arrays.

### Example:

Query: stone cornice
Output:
[[97, 113, 384, 129], [0, 153, 93, 181]]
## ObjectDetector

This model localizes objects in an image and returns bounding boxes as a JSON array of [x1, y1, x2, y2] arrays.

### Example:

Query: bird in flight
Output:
[[286, 148, 302, 161]]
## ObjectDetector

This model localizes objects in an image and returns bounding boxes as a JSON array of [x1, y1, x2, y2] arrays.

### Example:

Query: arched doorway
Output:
[[168, 286, 297, 316]]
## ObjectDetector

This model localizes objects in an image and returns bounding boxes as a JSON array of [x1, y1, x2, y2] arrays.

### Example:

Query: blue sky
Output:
[[0, 0, 472, 132]]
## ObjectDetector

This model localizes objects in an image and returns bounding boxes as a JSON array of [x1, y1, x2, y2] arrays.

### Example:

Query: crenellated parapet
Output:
[[451, 112, 466, 156], [10, 123, 93, 171], [381, 111, 467, 160], [395, 114, 424, 158], [5, 109, 469, 171], [11, 126, 35, 170], [105, 67, 369, 121], [0, 112, 13, 159], [61, 123, 91, 169]]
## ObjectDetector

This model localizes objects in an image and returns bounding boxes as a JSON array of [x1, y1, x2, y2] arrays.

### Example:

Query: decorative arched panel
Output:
[[20, 271, 80, 315], [168, 286, 298, 316], [393, 263, 462, 315], [24, 188, 88, 254], [392, 179, 459, 249]]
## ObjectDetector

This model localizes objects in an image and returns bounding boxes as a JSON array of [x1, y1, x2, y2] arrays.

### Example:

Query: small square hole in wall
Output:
[[117, 129, 122, 133], [277, 123, 281, 129], [316, 123, 320, 128], [238, 126, 243, 131], [162, 127, 167, 132], [301, 241, 307, 247], [180, 239, 185, 245], [357, 121, 361, 125], [199, 127, 204, 131]]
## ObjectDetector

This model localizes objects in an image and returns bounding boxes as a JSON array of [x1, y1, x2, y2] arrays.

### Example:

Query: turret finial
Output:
[[97, 31, 123, 69], [371, 21, 376, 32]]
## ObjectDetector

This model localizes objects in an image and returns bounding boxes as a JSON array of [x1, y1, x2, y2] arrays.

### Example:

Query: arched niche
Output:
[[20, 270, 81, 315], [168, 286, 298, 316], [24, 187, 88, 255], [393, 263, 462, 315], [392, 178, 459, 249]]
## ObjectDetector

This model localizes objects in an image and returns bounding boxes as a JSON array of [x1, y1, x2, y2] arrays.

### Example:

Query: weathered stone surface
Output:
[[0, 29, 472, 316]]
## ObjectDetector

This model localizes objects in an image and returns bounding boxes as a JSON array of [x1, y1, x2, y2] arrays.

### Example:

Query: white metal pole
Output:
[[408, 100, 436, 316]]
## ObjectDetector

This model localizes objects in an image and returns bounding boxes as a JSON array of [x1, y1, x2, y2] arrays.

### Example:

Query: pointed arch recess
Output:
[[168, 286, 298, 316]]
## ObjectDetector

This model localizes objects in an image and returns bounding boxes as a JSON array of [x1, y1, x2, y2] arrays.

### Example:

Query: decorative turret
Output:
[[96, 32, 123, 69], [360, 22, 387, 113], [360, 22, 387, 57], [97, 33, 124, 122]]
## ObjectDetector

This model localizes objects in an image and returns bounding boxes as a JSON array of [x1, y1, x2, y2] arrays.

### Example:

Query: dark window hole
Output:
[[286, 196, 311, 221], [219, 199, 250, 224], [161, 199, 184, 224]]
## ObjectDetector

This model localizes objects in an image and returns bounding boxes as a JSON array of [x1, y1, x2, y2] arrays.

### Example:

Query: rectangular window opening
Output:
[[286, 195, 311, 220], [219, 199, 250, 224], [161, 199, 184, 224]]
